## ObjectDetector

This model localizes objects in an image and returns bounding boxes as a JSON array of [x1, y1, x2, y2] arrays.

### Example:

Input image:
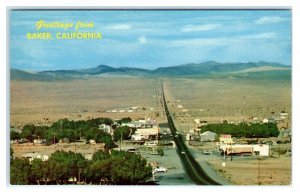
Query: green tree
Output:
[[201, 122, 279, 138], [47, 150, 87, 184], [92, 150, 110, 161], [45, 129, 58, 145], [119, 117, 132, 124], [99, 134, 116, 150], [110, 152, 152, 184], [88, 158, 112, 184], [113, 126, 131, 142], [157, 148, 164, 156], [30, 158, 49, 185], [84, 128, 115, 150], [20, 124, 36, 141], [10, 131, 20, 140], [10, 158, 31, 185]]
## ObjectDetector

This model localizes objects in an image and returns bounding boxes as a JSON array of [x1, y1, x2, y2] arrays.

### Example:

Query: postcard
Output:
[[9, 9, 291, 185]]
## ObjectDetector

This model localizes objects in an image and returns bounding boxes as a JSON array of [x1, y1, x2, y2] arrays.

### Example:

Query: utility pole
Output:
[[230, 143, 233, 161], [257, 157, 261, 185], [80, 128, 82, 140], [53, 133, 56, 145], [279, 143, 281, 158]]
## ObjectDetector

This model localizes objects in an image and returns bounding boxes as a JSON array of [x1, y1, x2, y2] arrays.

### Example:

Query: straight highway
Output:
[[161, 82, 222, 185]]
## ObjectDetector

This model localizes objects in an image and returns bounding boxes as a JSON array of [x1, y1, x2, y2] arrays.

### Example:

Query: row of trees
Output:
[[201, 121, 279, 138], [10, 118, 135, 150], [10, 150, 152, 185]]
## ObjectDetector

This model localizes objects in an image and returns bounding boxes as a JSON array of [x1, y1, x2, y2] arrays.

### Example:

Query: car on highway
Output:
[[152, 167, 168, 174], [203, 151, 212, 155]]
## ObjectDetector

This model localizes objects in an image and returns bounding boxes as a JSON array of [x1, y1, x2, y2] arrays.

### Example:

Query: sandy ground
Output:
[[10, 77, 291, 132], [11, 142, 105, 160], [189, 141, 291, 185], [163, 78, 291, 133], [207, 156, 291, 185], [10, 78, 161, 127]]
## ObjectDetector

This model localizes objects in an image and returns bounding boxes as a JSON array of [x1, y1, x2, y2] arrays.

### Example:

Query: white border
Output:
[[2, 1, 299, 195]]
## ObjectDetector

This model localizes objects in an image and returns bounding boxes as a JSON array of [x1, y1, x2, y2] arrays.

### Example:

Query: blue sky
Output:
[[10, 10, 291, 71]]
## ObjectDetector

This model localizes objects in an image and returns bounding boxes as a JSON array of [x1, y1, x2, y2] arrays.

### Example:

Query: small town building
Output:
[[220, 144, 269, 156], [200, 131, 216, 142], [278, 128, 292, 138], [33, 139, 46, 144], [262, 118, 269, 123], [253, 144, 269, 156], [219, 134, 234, 144], [89, 139, 96, 144], [99, 124, 112, 134], [121, 121, 143, 128], [131, 126, 159, 140], [186, 133, 191, 141], [22, 153, 49, 163]]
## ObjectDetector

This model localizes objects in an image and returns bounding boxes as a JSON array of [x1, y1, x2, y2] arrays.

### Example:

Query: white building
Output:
[[186, 133, 191, 141], [220, 144, 269, 156], [23, 153, 49, 163], [253, 144, 269, 156], [262, 118, 269, 123], [200, 131, 216, 142], [121, 121, 143, 128], [99, 124, 112, 134], [131, 126, 159, 140], [131, 134, 146, 141]]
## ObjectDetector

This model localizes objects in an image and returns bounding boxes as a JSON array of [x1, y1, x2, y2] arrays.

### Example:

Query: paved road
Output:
[[161, 82, 224, 185]]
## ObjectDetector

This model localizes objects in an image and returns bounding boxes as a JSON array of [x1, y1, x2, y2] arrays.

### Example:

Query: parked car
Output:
[[152, 167, 168, 174]]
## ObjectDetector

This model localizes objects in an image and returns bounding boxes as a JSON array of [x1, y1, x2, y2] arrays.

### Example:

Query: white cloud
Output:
[[255, 16, 285, 24], [181, 24, 221, 32], [171, 38, 222, 47], [139, 36, 147, 44], [243, 32, 276, 39], [109, 24, 131, 30], [170, 32, 277, 47]]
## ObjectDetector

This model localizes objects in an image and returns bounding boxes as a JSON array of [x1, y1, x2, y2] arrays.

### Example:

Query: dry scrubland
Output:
[[208, 157, 291, 185], [164, 78, 291, 131], [11, 77, 291, 128], [10, 78, 159, 127], [12, 142, 105, 159], [10, 77, 291, 185]]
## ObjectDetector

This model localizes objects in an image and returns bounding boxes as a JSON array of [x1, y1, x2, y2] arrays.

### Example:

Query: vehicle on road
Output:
[[203, 151, 212, 155], [152, 167, 168, 174], [144, 141, 158, 147]]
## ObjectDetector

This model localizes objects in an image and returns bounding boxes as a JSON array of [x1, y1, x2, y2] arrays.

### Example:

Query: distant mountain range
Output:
[[10, 61, 291, 81]]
